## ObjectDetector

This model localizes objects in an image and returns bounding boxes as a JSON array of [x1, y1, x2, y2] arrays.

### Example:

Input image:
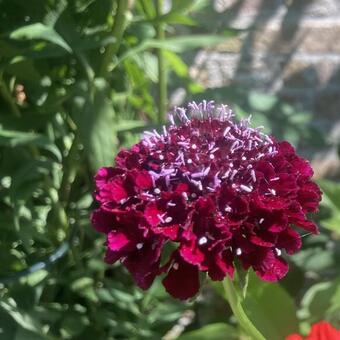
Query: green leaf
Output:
[[0, 300, 45, 336], [241, 272, 299, 340], [318, 180, 340, 233], [151, 13, 197, 26], [248, 92, 278, 111], [300, 278, 340, 322], [171, 0, 209, 14], [70, 277, 94, 291], [9, 23, 72, 53], [164, 50, 188, 77], [116, 33, 238, 67], [0, 128, 62, 161], [74, 84, 118, 172], [23, 270, 48, 287], [178, 323, 238, 340], [115, 120, 147, 132]]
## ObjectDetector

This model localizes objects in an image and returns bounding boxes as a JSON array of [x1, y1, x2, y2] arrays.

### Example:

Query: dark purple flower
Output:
[[91, 101, 322, 299]]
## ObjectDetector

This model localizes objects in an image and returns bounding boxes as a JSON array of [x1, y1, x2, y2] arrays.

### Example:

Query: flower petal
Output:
[[124, 239, 164, 290], [91, 208, 115, 234], [162, 253, 200, 300], [254, 250, 289, 282]]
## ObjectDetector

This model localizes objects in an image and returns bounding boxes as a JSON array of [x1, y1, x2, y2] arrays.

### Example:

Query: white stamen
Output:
[[154, 188, 161, 194], [191, 172, 204, 179], [230, 140, 239, 151], [236, 248, 242, 256], [192, 144, 197, 150], [259, 218, 264, 224], [182, 192, 188, 200], [157, 214, 165, 223], [191, 193, 197, 198], [165, 216, 173, 223], [143, 138, 153, 147], [187, 159, 193, 164], [222, 169, 230, 179], [240, 184, 252, 193], [251, 169, 256, 182], [144, 131, 156, 137], [209, 154, 215, 160], [198, 236, 208, 245], [173, 262, 179, 270], [224, 205, 232, 212], [165, 175, 170, 188], [136, 243, 143, 250], [203, 166, 211, 176], [159, 155, 164, 160], [275, 248, 282, 256], [269, 189, 276, 195], [178, 141, 190, 148], [191, 180, 203, 191], [153, 129, 161, 138], [270, 177, 280, 181], [223, 126, 231, 136], [230, 170, 237, 180], [169, 114, 175, 125]]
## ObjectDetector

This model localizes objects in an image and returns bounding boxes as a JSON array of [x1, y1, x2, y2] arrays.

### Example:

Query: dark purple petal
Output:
[[162, 253, 200, 300], [91, 208, 115, 234], [254, 250, 289, 282]]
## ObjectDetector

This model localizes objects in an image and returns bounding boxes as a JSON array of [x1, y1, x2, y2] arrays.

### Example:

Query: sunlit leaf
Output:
[[9, 23, 72, 53]]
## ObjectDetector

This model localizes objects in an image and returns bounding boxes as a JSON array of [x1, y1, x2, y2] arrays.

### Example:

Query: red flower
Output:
[[286, 321, 340, 340], [91, 101, 322, 299]]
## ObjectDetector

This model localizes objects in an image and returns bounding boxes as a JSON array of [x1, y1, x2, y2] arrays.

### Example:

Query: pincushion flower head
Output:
[[91, 101, 322, 300]]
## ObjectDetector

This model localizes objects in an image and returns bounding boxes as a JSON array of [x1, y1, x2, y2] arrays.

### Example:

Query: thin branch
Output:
[[155, 0, 167, 123], [99, 0, 129, 77]]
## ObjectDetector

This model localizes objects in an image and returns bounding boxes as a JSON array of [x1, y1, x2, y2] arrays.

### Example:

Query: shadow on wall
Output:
[[188, 0, 340, 178]]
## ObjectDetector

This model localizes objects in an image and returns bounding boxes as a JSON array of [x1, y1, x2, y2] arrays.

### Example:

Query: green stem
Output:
[[59, 134, 79, 205], [223, 276, 265, 340], [155, 0, 167, 124], [99, 0, 129, 77]]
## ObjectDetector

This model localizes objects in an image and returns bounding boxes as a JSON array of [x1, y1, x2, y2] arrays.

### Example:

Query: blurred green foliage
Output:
[[0, 0, 339, 339]]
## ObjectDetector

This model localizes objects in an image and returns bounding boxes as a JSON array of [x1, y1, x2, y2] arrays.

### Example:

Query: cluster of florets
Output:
[[91, 101, 322, 299]]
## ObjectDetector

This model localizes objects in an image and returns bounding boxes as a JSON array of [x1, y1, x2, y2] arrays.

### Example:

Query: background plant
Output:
[[0, 1, 339, 339]]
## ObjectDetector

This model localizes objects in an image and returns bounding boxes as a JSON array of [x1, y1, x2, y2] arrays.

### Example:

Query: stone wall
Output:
[[189, 0, 340, 177]]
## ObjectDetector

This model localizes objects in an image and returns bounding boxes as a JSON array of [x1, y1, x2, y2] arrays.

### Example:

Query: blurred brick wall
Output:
[[189, 0, 340, 177], [190, 0, 340, 124]]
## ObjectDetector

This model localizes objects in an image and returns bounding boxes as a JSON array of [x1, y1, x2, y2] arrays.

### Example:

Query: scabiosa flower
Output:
[[91, 101, 322, 300]]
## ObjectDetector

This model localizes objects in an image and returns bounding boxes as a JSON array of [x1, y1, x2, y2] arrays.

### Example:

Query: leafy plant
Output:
[[0, 0, 338, 339]]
